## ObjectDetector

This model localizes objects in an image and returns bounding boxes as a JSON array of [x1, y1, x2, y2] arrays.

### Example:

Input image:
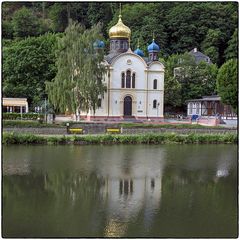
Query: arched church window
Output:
[[153, 79, 157, 89], [126, 70, 131, 88], [97, 99, 102, 108], [153, 100, 157, 109], [132, 73, 135, 88], [121, 72, 125, 88]]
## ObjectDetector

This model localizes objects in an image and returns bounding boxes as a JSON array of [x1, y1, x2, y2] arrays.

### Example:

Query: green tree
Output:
[[163, 54, 182, 108], [87, 2, 115, 38], [165, 2, 237, 61], [48, 3, 69, 32], [201, 29, 224, 65], [164, 52, 218, 110], [3, 33, 58, 106], [12, 6, 41, 38], [186, 61, 218, 99], [2, 20, 14, 39], [46, 22, 106, 119], [2, 2, 238, 65], [224, 29, 238, 61], [217, 59, 238, 112], [164, 76, 182, 108], [108, 3, 168, 56]]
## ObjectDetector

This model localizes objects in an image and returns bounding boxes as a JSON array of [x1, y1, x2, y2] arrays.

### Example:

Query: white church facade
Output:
[[82, 14, 164, 121]]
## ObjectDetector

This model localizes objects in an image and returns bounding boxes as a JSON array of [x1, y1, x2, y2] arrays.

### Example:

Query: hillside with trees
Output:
[[2, 2, 238, 112]]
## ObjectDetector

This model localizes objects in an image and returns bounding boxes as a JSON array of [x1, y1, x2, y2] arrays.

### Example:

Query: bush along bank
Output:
[[119, 123, 226, 129], [2, 132, 237, 145], [3, 120, 64, 128], [3, 113, 44, 120]]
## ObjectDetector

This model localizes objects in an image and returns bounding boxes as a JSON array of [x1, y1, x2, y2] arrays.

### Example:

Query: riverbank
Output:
[[2, 132, 237, 145], [3, 120, 237, 135]]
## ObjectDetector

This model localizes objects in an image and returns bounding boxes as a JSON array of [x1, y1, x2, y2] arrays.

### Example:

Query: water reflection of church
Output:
[[94, 147, 166, 237]]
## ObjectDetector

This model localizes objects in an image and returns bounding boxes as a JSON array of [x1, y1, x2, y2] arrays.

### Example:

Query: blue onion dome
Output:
[[147, 39, 160, 52], [134, 48, 144, 57], [93, 39, 105, 49]]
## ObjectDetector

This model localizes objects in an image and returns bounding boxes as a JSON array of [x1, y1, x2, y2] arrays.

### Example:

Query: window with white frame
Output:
[[189, 103, 193, 114], [196, 102, 200, 114]]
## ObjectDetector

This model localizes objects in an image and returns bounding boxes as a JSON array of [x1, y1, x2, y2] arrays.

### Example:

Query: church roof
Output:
[[147, 40, 160, 52], [189, 48, 211, 64], [104, 52, 162, 66], [134, 48, 144, 57], [186, 95, 221, 102], [104, 52, 121, 63], [109, 15, 131, 39], [104, 52, 148, 65]]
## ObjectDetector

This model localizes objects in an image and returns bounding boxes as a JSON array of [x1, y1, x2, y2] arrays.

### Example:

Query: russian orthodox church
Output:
[[82, 14, 164, 121]]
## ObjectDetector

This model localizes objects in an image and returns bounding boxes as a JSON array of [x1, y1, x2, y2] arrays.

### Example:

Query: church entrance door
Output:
[[124, 96, 132, 116]]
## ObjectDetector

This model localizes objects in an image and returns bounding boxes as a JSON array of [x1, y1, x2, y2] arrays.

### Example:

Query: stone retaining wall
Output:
[[122, 128, 237, 134], [3, 127, 67, 135], [3, 126, 237, 135]]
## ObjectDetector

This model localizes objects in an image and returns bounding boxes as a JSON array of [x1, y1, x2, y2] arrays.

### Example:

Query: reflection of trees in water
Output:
[[158, 166, 237, 237], [44, 172, 101, 202], [3, 171, 108, 237], [3, 174, 47, 200], [3, 144, 237, 237]]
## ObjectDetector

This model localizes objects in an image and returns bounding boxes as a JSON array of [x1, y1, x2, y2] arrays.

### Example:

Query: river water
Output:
[[3, 144, 238, 237]]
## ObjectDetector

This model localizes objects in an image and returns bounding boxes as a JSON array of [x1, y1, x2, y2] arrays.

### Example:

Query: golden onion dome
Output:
[[109, 15, 131, 39]]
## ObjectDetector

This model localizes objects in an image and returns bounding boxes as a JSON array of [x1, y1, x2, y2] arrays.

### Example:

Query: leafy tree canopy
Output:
[[217, 59, 238, 112], [46, 22, 106, 116], [3, 2, 237, 65], [2, 2, 237, 111], [201, 29, 224, 65], [164, 53, 218, 108], [3, 33, 58, 106], [224, 29, 238, 61], [12, 6, 41, 38]]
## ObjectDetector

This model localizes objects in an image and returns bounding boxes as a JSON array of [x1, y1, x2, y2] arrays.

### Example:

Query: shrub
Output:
[[222, 133, 238, 143], [2, 132, 237, 145], [3, 120, 62, 128], [2, 132, 46, 144], [3, 113, 44, 120], [47, 136, 61, 144]]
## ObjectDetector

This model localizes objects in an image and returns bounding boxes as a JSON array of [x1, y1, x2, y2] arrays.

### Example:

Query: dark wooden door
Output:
[[124, 96, 132, 116]]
